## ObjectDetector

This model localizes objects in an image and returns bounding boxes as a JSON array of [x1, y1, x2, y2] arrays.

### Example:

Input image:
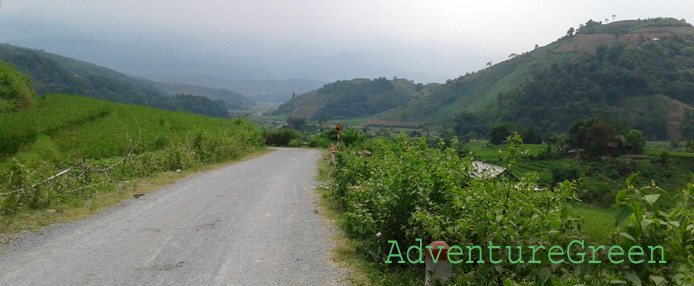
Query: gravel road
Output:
[[0, 148, 346, 285]]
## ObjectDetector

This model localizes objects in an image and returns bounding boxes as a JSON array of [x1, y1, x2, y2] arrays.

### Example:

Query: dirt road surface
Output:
[[0, 148, 345, 285]]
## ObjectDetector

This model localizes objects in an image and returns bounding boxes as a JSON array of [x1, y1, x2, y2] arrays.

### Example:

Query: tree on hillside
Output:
[[486, 60, 493, 68], [318, 117, 327, 129], [681, 110, 694, 140], [568, 118, 644, 157], [489, 123, 514, 145], [612, 14, 616, 21], [0, 60, 37, 112], [566, 27, 575, 37], [286, 116, 307, 131], [451, 111, 486, 142]]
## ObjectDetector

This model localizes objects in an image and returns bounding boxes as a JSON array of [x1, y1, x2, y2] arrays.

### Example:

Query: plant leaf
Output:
[[623, 269, 641, 286], [615, 205, 632, 227], [644, 194, 660, 205], [626, 172, 640, 187], [649, 275, 666, 285]]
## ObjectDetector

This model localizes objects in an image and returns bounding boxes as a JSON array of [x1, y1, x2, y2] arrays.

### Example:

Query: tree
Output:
[[286, 116, 307, 131], [0, 60, 37, 112], [439, 129, 456, 148], [489, 123, 514, 145], [681, 110, 694, 140], [568, 118, 644, 157], [318, 117, 327, 129], [624, 129, 645, 154], [486, 60, 492, 68], [612, 14, 616, 21], [521, 125, 542, 144], [566, 27, 575, 37]]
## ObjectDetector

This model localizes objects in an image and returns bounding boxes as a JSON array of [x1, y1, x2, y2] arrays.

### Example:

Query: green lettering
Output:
[[466, 245, 484, 264], [528, 245, 545, 264], [648, 245, 666, 264], [506, 245, 524, 264], [489, 241, 502, 264], [548, 245, 565, 264], [385, 240, 404, 264], [608, 245, 624, 264], [447, 245, 463, 264], [425, 245, 446, 264], [588, 245, 605, 264], [628, 245, 644, 264], [407, 238, 424, 264], [567, 240, 585, 264]]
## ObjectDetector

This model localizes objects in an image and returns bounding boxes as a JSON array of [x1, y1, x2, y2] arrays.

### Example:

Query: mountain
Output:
[[149, 81, 255, 109], [157, 74, 326, 103], [0, 44, 234, 117], [371, 18, 694, 140], [273, 77, 435, 120]]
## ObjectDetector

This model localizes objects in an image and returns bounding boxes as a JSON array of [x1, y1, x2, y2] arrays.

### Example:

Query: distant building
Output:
[[470, 161, 515, 180]]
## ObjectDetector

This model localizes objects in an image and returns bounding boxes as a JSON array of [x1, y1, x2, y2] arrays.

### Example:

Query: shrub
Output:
[[0, 60, 37, 112], [264, 128, 302, 146], [288, 138, 302, 147]]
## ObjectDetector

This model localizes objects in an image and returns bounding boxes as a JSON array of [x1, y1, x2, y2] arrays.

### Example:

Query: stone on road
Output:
[[0, 148, 345, 285]]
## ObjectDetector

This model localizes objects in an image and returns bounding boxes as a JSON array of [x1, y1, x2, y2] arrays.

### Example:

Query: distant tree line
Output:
[[274, 77, 416, 120], [496, 34, 694, 139], [0, 46, 229, 118]]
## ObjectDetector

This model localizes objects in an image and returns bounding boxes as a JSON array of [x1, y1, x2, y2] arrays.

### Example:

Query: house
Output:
[[470, 161, 515, 179]]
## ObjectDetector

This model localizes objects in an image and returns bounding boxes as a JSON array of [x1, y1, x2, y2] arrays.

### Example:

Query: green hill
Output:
[[0, 44, 235, 117], [0, 93, 263, 213], [150, 81, 255, 109], [273, 77, 428, 120], [375, 18, 694, 139]]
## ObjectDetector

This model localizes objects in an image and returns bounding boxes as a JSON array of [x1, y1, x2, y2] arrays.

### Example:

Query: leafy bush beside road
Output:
[[326, 135, 694, 285]]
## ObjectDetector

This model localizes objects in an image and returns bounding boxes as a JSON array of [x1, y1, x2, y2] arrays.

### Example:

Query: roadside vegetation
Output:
[[322, 133, 694, 285], [0, 72, 264, 232]]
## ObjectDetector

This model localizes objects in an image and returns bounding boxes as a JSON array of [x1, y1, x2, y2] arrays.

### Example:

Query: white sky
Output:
[[1, 0, 693, 81]]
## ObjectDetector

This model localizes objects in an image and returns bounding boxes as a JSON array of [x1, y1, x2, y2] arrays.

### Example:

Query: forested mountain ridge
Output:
[[376, 18, 694, 140], [273, 77, 436, 119], [0, 44, 248, 117], [149, 81, 255, 109]]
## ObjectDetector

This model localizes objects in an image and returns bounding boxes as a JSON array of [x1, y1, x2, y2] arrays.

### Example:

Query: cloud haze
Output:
[[1, 0, 693, 83]]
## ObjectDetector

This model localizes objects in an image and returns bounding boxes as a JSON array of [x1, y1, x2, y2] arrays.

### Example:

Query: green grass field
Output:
[[1, 94, 261, 160], [1, 94, 264, 220]]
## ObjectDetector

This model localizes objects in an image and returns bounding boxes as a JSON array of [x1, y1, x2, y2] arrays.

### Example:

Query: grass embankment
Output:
[[0, 94, 265, 235]]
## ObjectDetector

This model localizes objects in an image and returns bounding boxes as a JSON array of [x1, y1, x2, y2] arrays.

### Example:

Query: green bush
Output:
[[329, 135, 584, 284], [328, 135, 694, 284], [264, 128, 302, 146], [0, 95, 264, 214], [288, 138, 302, 147], [0, 60, 37, 112]]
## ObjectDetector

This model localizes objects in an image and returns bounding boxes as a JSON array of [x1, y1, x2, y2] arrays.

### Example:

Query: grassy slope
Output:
[[1, 94, 251, 160], [378, 19, 694, 128], [0, 94, 264, 233], [375, 40, 573, 123], [275, 78, 422, 120]]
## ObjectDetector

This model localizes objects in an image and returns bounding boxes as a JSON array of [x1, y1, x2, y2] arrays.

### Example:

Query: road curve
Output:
[[0, 148, 345, 286]]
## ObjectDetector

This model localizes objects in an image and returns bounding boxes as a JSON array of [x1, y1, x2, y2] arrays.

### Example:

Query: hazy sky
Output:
[[2, 0, 694, 82]]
